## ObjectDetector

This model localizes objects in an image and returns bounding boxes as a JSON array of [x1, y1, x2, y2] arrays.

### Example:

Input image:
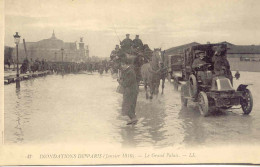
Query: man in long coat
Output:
[[120, 34, 133, 54], [119, 57, 139, 125], [213, 50, 233, 84], [132, 35, 143, 51]]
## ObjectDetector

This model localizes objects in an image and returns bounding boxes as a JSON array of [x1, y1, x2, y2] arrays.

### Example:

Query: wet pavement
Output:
[[4, 71, 260, 148]]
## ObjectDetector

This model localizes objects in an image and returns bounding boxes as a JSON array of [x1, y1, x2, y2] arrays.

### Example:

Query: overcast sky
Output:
[[4, 0, 260, 57]]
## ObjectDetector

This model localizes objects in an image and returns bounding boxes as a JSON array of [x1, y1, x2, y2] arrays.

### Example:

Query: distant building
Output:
[[165, 41, 260, 60], [164, 42, 200, 55], [11, 31, 89, 62], [165, 41, 260, 72], [223, 41, 260, 71], [221, 41, 260, 61], [4, 46, 14, 64]]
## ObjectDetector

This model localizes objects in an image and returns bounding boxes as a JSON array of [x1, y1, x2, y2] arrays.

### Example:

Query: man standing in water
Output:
[[119, 57, 138, 125]]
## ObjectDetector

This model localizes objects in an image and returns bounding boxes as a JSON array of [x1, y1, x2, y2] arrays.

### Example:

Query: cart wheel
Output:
[[181, 85, 187, 107], [241, 89, 253, 115], [198, 91, 209, 117], [189, 75, 198, 98]]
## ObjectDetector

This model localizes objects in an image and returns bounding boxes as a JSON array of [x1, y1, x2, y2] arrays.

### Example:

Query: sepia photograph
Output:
[[1, 0, 260, 165]]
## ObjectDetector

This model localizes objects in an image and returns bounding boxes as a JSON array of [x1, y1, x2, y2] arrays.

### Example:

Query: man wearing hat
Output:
[[118, 56, 139, 125], [213, 47, 233, 84], [120, 34, 133, 54], [132, 35, 143, 51], [192, 51, 207, 69], [110, 45, 120, 60]]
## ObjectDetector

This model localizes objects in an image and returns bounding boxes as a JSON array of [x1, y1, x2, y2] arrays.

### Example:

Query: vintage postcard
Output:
[[1, 0, 260, 165]]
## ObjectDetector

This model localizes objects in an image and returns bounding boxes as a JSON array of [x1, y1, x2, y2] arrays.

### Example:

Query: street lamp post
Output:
[[14, 32, 21, 88]]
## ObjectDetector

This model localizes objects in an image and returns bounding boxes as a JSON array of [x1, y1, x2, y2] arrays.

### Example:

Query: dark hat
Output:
[[136, 35, 139, 37], [126, 34, 130, 36]]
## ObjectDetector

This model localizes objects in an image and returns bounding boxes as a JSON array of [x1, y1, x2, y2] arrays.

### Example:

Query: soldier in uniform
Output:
[[132, 35, 143, 51], [213, 48, 233, 84], [110, 45, 120, 60], [192, 51, 207, 69], [120, 34, 133, 54], [118, 57, 139, 125]]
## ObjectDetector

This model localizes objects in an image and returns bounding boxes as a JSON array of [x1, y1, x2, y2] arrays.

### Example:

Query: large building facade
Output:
[[12, 31, 89, 62]]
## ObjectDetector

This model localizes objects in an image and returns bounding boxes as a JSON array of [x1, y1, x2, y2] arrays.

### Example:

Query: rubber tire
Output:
[[198, 91, 209, 117], [189, 75, 198, 98], [241, 89, 253, 115]]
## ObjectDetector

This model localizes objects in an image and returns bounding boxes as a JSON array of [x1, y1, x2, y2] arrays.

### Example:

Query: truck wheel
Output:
[[189, 75, 198, 98], [241, 89, 253, 115], [198, 91, 209, 117]]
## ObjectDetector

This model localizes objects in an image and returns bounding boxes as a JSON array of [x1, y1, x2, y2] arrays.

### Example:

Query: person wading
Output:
[[118, 57, 139, 125]]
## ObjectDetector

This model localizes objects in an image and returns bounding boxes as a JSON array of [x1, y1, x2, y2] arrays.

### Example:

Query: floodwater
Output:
[[4, 71, 260, 148]]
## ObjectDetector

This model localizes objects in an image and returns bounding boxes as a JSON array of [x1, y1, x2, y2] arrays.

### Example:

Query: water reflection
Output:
[[4, 72, 260, 147], [178, 105, 207, 146], [14, 89, 24, 143]]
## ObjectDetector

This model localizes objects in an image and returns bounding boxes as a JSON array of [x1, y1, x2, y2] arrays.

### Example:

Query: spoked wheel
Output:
[[198, 91, 209, 117], [189, 75, 198, 98], [181, 85, 188, 107], [240, 89, 253, 115]]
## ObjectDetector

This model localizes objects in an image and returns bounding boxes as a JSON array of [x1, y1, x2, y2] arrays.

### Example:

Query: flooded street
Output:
[[4, 71, 260, 148]]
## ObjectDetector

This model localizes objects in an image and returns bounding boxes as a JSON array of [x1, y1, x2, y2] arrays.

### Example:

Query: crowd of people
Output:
[[19, 58, 110, 75], [110, 34, 153, 65]]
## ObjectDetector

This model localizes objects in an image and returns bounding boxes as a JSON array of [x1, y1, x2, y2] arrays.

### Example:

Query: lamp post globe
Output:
[[14, 32, 20, 45], [13, 32, 21, 88]]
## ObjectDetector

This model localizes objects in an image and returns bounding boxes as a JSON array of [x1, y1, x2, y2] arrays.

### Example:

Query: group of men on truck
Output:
[[191, 45, 233, 83]]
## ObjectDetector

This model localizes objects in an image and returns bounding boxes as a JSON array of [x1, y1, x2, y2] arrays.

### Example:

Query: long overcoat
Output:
[[120, 65, 138, 119]]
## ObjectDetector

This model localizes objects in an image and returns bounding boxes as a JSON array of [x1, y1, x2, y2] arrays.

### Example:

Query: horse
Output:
[[141, 48, 163, 99], [159, 50, 168, 94]]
